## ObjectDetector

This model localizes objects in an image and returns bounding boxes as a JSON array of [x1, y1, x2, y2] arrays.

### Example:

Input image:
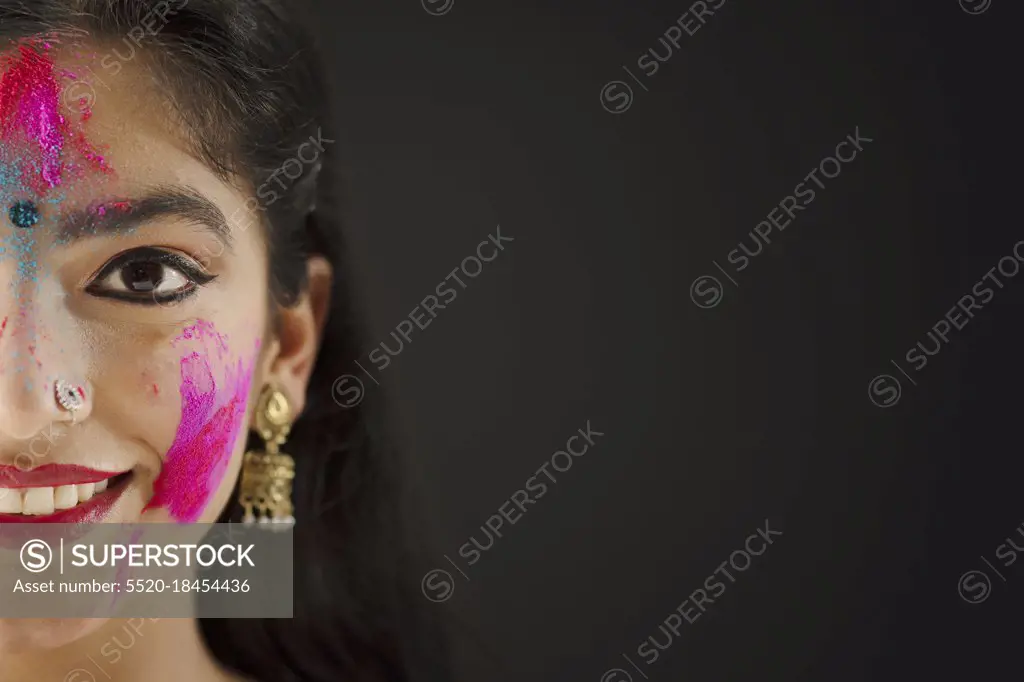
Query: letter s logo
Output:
[[600, 81, 633, 114]]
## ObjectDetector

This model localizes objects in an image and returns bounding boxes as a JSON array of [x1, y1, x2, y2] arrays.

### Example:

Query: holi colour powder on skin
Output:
[[0, 46, 64, 193], [172, 318, 230, 358], [145, 351, 254, 523], [0, 39, 112, 283], [0, 305, 56, 383], [49, 197, 137, 247], [0, 39, 116, 387], [0, 41, 111, 196], [146, 320, 258, 523]]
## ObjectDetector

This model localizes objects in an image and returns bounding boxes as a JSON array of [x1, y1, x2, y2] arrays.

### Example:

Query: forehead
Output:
[[0, 37, 240, 215]]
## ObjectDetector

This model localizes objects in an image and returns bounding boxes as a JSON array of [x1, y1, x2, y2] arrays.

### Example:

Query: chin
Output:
[[0, 617, 108, 653]]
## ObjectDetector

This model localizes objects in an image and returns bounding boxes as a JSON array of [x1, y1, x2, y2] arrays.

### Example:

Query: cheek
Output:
[[144, 352, 254, 523], [139, 368, 161, 400], [144, 324, 258, 523]]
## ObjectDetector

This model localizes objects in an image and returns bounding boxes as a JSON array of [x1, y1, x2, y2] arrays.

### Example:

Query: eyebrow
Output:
[[57, 185, 233, 251]]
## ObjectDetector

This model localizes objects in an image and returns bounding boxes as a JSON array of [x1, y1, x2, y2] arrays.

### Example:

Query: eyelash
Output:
[[85, 247, 218, 306]]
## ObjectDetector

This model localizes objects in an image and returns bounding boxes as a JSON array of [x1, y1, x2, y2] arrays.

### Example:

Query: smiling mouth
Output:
[[0, 466, 133, 523]]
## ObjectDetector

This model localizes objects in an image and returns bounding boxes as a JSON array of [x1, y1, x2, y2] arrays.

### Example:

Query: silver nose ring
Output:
[[55, 379, 85, 424]]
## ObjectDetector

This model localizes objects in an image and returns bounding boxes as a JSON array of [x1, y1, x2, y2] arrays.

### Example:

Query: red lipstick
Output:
[[0, 464, 124, 488], [0, 473, 131, 527]]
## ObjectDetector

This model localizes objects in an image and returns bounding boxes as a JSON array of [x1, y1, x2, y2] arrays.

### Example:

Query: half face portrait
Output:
[[0, 4, 444, 681], [0, 2, 452, 675], [0, 27, 331, 642]]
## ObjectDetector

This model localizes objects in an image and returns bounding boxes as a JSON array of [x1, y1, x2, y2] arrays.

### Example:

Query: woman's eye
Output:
[[109, 261, 189, 294], [86, 247, 216, 305]]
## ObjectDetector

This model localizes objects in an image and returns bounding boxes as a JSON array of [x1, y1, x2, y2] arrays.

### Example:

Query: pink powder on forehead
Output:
[[0, 40, 111, 195], [145, 351, 254, 523], [0, 45, 64, 190]]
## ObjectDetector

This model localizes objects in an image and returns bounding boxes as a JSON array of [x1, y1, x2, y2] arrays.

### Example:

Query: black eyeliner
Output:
[[85, 246, 218, 306], [92, 247, 215, 283]]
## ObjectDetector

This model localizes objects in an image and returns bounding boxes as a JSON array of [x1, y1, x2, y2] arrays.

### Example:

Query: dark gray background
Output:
[[315, 1, 1021, 680]]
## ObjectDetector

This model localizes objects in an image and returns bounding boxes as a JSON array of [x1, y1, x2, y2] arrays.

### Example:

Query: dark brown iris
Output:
[[122, 262, 164, 292]]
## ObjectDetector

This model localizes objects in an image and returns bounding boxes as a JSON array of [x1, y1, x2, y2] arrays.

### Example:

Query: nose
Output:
[[0, 291, 91, 443]]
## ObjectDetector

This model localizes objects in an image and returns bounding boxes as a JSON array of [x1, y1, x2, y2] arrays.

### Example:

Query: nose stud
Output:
[[55, 379, 85, 424], [8, 200, 40, 228]]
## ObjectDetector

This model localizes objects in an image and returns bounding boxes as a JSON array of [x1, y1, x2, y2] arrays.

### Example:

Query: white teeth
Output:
[[54, 485, 78, 510], [0, 476, 119, 515], [77, 483, 95, 502], [23, 487, 55, 515], [0, 489, 21, 514]]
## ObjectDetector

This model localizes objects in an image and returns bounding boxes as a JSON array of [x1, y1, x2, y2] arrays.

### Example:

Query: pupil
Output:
[[124, 263, 163, 292]]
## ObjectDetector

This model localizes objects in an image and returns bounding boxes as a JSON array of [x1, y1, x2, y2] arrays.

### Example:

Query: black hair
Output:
[[0, 1, 450, 680]]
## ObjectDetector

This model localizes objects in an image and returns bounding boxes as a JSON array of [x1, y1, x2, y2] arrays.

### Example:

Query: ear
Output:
[[261, 256, 333, 417]]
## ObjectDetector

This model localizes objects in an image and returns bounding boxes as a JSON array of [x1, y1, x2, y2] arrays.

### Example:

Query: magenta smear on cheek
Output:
[[173, 319, 230, 356], [145, 351, 254, 523]]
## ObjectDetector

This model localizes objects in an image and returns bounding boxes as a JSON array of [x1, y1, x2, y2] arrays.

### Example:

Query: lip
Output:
[[0, 472, 132, 525], [0, 464, 126, 488], [0, 474, 135, 553]]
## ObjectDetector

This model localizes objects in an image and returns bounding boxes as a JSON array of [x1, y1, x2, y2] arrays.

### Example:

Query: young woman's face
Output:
[[0, 41, 292, 651]]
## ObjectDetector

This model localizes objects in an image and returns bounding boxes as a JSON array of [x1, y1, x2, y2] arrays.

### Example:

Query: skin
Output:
[[0, 42, 332, 682]]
